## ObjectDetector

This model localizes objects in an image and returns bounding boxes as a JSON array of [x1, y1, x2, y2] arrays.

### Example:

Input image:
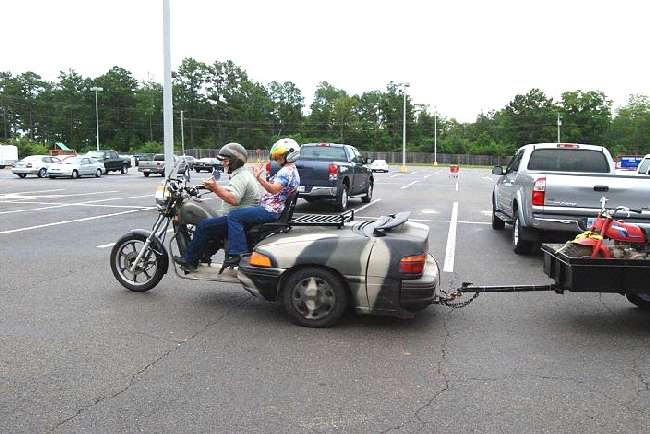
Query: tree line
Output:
[[2, 58, 650, 158]]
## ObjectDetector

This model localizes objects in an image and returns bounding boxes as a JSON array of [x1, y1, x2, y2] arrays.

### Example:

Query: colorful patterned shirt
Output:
[[259, 163, 300, 214]]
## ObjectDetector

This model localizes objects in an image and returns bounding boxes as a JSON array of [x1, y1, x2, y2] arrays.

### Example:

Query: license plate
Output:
[[297, 186, 305, 192]]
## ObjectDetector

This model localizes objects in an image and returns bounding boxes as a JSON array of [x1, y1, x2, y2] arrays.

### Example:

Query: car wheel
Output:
[[281, 267, 349, 328], [362, 181, 373, 203], [37, 168, 47, 178], [336, 184, 349, 211], [492, 199, 505, 230], [71, 170, 79, 179], [512, 214, 534, 254], [195, 168, 200, 173], [144, 173, 150, 177], [120, 165, 128, 174], [17, 173, 27, 178], [95, 168, 102, 178], [48, 175, 55, 179], [626, 293, 650, 310], [110, 233, 165, 292]]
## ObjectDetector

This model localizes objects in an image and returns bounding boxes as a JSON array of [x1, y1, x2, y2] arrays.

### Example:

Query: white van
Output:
[[0, 144, 19, 168], [637, 154, 650, 175]]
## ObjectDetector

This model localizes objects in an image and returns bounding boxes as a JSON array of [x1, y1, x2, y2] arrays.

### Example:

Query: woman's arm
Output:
[[253, 162, 284, 194]]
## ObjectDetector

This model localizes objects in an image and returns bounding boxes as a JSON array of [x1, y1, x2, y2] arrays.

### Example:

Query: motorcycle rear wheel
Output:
[[110, 233, 165, 292]]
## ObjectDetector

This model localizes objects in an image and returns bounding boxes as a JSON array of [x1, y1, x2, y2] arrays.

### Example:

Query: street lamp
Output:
[[396, 82, 410, 173], [433, 105, 438, 166], [557, 113, 562, 143], [90, 86, 103, 151]]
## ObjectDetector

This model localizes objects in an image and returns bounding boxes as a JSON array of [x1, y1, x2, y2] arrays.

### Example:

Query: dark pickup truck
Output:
[[269, 143, 374, 210], [85, 150, 131, 174]]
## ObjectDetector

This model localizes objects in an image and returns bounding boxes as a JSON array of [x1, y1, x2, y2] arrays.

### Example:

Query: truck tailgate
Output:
[[544, 173, 650, 211], [295, 161, 332, 186]]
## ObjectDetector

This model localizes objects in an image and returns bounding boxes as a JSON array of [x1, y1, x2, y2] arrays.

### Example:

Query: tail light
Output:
[[532, 176, 546, 206], [399, 254, 427, 275], [328, 163, 338, 181], [265, 161, 271, 174]]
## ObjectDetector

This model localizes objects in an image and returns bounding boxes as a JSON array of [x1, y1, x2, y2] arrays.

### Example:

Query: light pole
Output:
[[180, 110, 185, 155], [162, 0, 174, 175], [434, 105, 438, 166], [557, 113, 562, 143], [90, 86, 103, 151], [396, 82, 410, 173]]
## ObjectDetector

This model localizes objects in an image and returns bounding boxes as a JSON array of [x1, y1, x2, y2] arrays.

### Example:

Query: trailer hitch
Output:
[[441, 282, 562, 309]]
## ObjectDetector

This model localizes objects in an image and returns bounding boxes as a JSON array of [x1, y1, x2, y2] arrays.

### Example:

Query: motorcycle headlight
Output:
[[154, 185, 170, 205]]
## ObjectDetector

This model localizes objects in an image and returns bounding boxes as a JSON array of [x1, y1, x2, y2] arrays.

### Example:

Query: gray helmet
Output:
[[218, 142, 248, 172]]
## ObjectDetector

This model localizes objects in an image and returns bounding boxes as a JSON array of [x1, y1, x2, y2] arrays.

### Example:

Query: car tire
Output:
[[17, 173, 27, 178], [362, 181, 373, 203], [512, 214, 534, 254], [71, 170, 79, 179], [281, 267, 349, 328], [195, 168, 201, 173], [492, 199, 505, 230], [626, 293, 650, 310], [120, 165, 128, 174], [336, 184, 349, 211], [144, 173, 150, 177], [37, 168, 47, 178], [48, 175, 55, 179], [110, 232, 165, 292], [95, 168, 102, 178]]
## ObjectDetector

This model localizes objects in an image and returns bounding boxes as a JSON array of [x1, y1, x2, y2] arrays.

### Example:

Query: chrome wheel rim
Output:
[[367, 184, 373, 200], [114, 240, 158, 286], [291, 277, 336, 320], [513, 219, 519, 246], [341, 189, 348, 209]]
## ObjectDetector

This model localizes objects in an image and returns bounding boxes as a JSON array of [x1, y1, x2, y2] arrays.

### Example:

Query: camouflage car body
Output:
[[237, 218, 441, 318]]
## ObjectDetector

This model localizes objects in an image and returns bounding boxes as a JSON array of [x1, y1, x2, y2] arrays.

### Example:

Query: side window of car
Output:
[[506, 151, 523, 174]]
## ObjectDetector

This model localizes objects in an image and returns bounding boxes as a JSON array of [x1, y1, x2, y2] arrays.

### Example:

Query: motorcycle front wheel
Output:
[[110, 233, 165, 292]]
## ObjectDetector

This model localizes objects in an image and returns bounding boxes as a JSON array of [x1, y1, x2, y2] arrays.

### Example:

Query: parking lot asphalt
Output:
[[2, 166, 650, 433]]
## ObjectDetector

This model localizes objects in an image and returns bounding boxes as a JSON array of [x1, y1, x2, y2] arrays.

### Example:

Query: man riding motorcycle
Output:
[[174, 142, 260, 271], [222, 138, 301, 267]]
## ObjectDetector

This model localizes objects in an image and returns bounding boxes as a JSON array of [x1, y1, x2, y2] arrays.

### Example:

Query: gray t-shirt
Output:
[[221, 166, 261, 214]]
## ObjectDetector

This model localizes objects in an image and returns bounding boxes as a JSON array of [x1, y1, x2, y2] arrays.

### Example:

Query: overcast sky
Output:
[[2, 0, 648, 122]]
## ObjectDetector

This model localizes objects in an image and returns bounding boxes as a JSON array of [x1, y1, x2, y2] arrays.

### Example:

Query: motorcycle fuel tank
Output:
[[179, 199, 219, 225]]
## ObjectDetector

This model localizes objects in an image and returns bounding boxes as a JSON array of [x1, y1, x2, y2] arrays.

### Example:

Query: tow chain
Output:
[[440, 282, 480, 309]]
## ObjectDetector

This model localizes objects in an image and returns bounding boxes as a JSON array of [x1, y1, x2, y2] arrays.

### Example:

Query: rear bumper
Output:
[[399, 255, 440, 310], [12, 168, 39, 175], [138, 167, 164, 174], [299, 186, 337, 198]]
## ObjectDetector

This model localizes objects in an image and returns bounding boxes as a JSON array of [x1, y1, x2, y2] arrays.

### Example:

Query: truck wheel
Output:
[[281, 267, 349, 328], [143, 173, 150, 177], [626, 293, 650, 310], [512, 215, 534, 254], [361, 182, 373, 203], [38, 168, 47, 178], [17, 173, 27, 178], [120, 165, 128, 174], [336, 184, 349, 211], [492, 200, 505, 230]]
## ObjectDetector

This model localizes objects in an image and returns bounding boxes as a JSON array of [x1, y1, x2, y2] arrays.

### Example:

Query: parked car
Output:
[[491, 143, 650, 254], [138, 153, 180, 177], [636, 154, 650, 175], [12, 155, 62, 178], [368, 159, 389, 173], [268, 143, 374, 211], [133, 153, 154, 167], [194, 157, 222, 173], [179, 155, 196, 170], [0, 144, 18, 168], [48, 156, 104, 179], [85, 150, 131, 174]]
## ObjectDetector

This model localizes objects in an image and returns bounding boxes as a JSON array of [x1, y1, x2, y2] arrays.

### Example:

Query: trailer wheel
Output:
[[626, 293, 650, 311]]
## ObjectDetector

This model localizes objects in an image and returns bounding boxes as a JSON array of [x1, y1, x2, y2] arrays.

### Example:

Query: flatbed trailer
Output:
[[452, 243, 650, 309]]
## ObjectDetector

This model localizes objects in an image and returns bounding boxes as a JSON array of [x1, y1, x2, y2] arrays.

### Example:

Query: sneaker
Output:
[[173, 256, 198, 271]]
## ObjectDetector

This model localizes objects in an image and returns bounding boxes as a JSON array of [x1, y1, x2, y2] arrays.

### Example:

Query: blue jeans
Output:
[[227, 206, 279, 255], [184, 216, 227, 264]]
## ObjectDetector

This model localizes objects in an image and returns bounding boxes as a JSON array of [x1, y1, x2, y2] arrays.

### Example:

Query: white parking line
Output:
[[356, 216, 431, 222], [458, 220, 490, 225], [455, 180, 459, 191], [482, 176, 493, 182], [96, 242, 116, 249], [354, 199, 382, 214], [128, 194, 154, 199], [401, 181, 420, 190], [0, 220, 72, 234], [0, 209, 27, 215], [74, 209, 149, 222], [423, 174, 432, 179], [389, 173, 402, 178], [0, 188, 65, 196], [443, 202, 459, 272]]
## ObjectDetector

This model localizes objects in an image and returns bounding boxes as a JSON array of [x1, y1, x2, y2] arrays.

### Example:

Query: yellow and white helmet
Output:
[[270, 138, 300, 163]]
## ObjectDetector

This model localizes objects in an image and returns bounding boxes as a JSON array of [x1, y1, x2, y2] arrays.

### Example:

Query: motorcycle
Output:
[[565, 196, 649, 259], [109, 162, 291, 292]]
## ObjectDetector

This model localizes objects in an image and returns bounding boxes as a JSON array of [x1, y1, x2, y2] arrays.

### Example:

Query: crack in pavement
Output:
[[48, 294, 254, 432]]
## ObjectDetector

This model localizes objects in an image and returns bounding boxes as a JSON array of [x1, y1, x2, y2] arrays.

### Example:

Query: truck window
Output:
[[637, 158, 650, 175], [299, 146, 348, 161], [527, 149, 610, 173], [154, 154, 165, 161], [505, 151, 524, 174]]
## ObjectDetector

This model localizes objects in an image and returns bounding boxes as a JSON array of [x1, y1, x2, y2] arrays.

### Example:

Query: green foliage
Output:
[[1, 61, 649, 157], [10, 137, 49, 158]]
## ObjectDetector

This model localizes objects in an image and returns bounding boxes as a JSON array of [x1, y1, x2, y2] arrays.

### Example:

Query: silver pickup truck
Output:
[[491, 143, 650, 254]]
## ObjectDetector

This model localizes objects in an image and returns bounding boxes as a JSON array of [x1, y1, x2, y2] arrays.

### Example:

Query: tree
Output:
[[267, 81, 303, 137], [559, 90, 612, 147]]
